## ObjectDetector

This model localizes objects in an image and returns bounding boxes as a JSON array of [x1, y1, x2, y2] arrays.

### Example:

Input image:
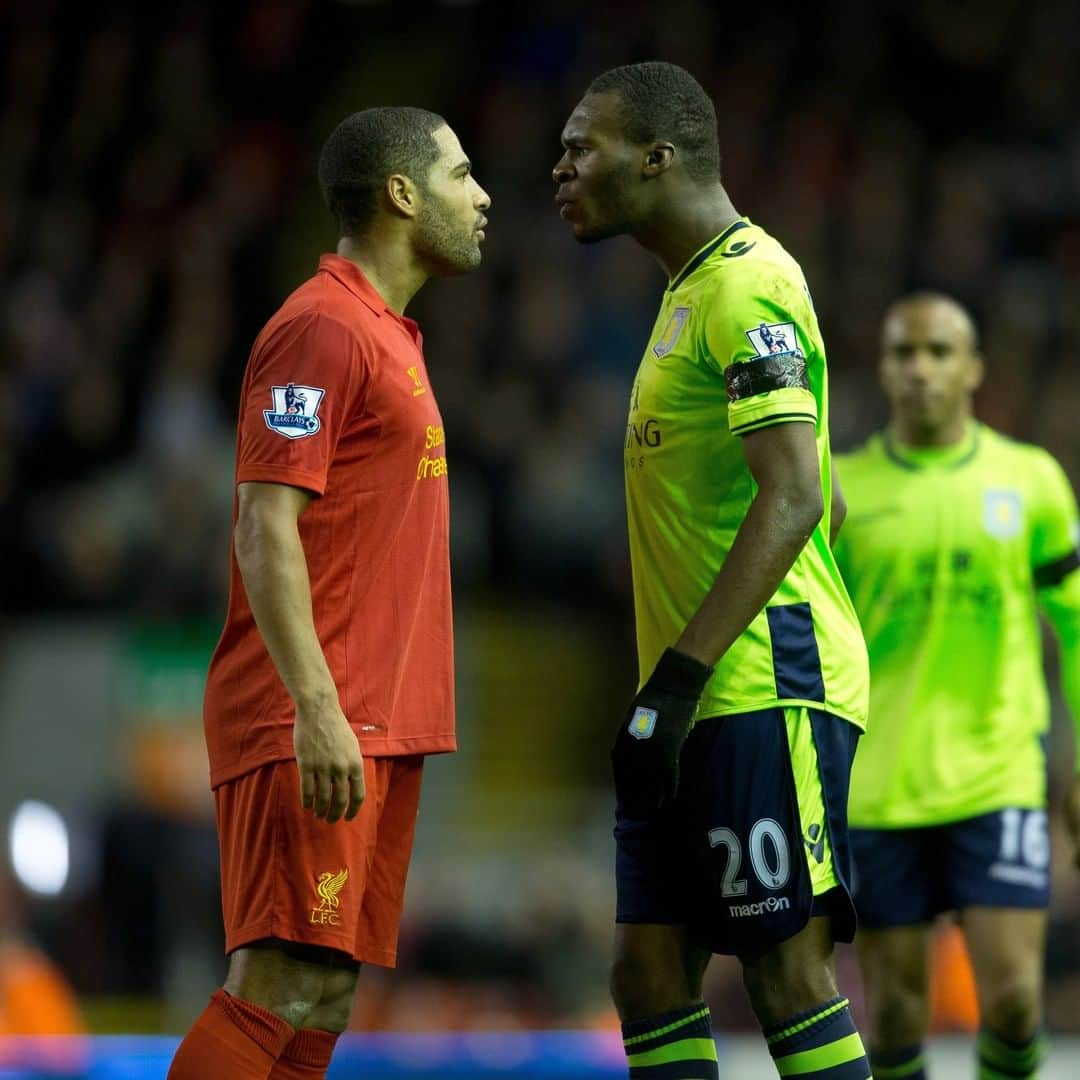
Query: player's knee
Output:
[[866, 978, 929, 1048], [228, 980, 320, 1030], [609, 951, 688, 1021], [224, 947, 326, 1029], [740, 921, 838, 1024], [981, 978, 1041, 1042], [301, 995, 353, 1034], [302, 968, 361, 1034], [741, 955, 836, 1024]]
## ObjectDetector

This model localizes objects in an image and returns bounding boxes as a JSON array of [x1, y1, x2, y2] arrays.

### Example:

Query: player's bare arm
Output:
[[829, 457, 846, 546], [677, 421, 823, 666], [1036, 567, 1080, 869], [1065, 783, 1080, 871], [235, 480, 365, 824], [1051, 635, 1080, 869]]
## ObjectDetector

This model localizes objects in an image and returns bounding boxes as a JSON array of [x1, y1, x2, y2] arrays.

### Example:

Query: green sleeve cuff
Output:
[[728, 387, 817, 436]]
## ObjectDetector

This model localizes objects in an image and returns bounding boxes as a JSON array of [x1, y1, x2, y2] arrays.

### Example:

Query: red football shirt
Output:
[[204, 255, 455, 788]]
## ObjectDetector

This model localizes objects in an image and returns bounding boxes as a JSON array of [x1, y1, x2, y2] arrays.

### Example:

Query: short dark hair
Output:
[[889, 291, 981, 350], [318, 107, 446, 237], [587, 62, 720, 183]]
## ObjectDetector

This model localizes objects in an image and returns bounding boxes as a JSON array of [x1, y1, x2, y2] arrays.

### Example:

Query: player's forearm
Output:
[[1042, 574, 1080, 763], [829, 458, 846, 546], [1058, 636, 1080, 772], [676, 482, 823, 667], [829, 501, 844, 546], [235, 511, 339, 711]]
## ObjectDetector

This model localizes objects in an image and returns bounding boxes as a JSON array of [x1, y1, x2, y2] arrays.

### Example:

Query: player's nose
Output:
[[553, 156, 574, 185], [910, 349, 935, 379]]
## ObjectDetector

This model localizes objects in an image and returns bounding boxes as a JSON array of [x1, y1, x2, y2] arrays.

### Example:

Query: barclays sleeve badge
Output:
[[745, 322, 800, 358], [263, 383, 325, 439], [629, 706, 658, 740]]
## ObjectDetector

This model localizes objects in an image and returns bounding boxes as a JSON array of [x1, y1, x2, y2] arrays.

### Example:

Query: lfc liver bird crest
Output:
[[316, 868, 349, 911]]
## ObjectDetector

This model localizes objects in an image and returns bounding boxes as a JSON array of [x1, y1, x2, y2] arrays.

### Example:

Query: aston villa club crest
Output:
[[263, 383, 325, 439], [629, 706, 658, 740], [983, 489, 1022, 540], [652, 306, 692, 358]]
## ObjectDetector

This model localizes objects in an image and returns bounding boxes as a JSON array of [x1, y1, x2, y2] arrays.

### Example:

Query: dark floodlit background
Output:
[[2, 0, 1080, 1071]]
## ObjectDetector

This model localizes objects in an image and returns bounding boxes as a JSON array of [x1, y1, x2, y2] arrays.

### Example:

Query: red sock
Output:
[[268, 1029, 340, 1078], [168, 989, 295, 1079]]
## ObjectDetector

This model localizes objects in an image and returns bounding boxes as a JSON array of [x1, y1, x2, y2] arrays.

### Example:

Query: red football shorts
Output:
[[215, 755, 424, 967]]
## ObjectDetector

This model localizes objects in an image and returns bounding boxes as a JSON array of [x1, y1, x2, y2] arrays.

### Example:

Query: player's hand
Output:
[[293, 696, 366, 823], [611, 647, 713, 818], [1065, 774, 1080, 871]]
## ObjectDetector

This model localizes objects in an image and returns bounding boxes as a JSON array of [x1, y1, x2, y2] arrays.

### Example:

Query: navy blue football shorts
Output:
[[850, 807, 1052, 928], [614, 706, 861, 959]]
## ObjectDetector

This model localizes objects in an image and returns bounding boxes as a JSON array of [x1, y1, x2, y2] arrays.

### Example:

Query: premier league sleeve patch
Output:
[[727, 322, 809, 402], [263, 383, 325, 439], [745, 321, 801, 358]]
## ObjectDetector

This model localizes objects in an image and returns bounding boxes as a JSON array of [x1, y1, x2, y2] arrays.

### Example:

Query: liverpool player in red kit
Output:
[[168, 108, 490, 1080]]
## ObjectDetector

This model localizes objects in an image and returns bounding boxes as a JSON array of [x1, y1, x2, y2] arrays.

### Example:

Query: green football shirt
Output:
[[835, 423, 1080, 828], [625, 218, 868, 728]]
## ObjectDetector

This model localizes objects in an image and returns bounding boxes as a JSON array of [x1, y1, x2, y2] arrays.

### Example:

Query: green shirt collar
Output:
[[668, 218, 750, 291], [883, 421, 980, 471]]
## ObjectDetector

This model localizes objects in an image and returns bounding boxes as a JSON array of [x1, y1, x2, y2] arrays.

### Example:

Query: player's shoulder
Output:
[[245, 290, 372, 392], [693, 223, 815, 359], [976, 424, 1064, 480], [834, 433, 887, 477], [259, 277, 373, 351], [699, 220, 804, 296]]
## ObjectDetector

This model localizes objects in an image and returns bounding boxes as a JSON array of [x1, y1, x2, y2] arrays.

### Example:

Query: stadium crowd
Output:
[[2, 0, 1080, 1036]]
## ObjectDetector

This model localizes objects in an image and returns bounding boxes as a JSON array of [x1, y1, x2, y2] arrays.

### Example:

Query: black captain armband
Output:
[[1034, 548, 1080, 588], [726, 352, 809, 403]]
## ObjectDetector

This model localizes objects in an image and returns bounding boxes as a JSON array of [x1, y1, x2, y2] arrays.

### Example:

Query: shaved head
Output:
[[882, 292, 979, 353]]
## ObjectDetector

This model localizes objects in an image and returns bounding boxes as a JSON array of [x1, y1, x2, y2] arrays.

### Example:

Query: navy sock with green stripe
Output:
[[977, 1028, 1046, 1079], [764, 996, 870, 1078], [870, 1044, 928, 1079], [621, 1001, 719, 1078]]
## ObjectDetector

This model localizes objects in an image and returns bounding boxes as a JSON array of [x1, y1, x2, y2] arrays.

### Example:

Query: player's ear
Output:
[[966, 351, 986, 392], [385, 174, 419, 220], [642, 142, 675, 178]]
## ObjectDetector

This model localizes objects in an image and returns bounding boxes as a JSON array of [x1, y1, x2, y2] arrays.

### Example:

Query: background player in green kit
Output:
[[553, 62, 871, 1080], [834, 293, 1080, 1080]]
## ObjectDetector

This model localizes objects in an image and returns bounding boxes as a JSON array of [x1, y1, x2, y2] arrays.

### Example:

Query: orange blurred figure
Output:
[[929, 921, 979, 1033], [0, 936, 85, 1036]]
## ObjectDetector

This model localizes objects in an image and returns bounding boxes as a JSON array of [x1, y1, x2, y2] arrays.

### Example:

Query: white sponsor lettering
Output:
[[988, 863, 1048, 889], [727, 896, 791, 918]]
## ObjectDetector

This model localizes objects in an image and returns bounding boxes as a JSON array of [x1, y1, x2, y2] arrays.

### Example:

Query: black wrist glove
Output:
[[611, 647, 714, 817]]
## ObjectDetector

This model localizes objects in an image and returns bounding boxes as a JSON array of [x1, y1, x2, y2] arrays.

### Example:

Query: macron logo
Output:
[[728, 897, 791, 918]]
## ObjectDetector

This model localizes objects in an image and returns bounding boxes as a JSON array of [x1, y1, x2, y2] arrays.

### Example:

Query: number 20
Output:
[[708, 819, 791, 897]]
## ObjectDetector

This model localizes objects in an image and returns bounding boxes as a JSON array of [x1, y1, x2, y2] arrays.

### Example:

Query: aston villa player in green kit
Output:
[[834, 293, 1080, 1080], [554, 62, 871, 1079]]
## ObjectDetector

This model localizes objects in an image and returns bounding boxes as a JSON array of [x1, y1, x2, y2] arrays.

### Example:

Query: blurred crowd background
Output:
[[3, 0, 1080, 1043]]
